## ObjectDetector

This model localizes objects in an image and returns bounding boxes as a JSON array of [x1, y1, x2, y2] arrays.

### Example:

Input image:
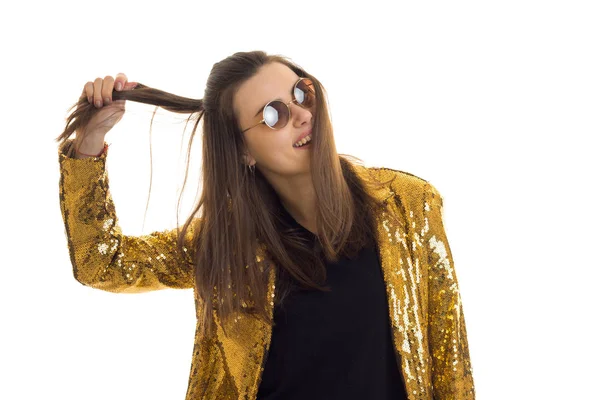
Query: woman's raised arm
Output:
[[58, 139, 199, 293]]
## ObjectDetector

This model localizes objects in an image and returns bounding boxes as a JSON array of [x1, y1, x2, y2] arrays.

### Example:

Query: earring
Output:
[[248, 164, 255, 173]]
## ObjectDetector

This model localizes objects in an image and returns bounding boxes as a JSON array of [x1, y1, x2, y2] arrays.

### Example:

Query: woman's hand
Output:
[[79, 73, 138, 137]]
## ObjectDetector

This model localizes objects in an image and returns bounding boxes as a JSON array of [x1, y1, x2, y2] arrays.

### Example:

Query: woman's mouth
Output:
[[293, 133, 313, 148]]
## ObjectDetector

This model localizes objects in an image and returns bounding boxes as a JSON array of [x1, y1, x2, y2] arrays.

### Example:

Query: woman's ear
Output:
[[242, 152, 256, 167]]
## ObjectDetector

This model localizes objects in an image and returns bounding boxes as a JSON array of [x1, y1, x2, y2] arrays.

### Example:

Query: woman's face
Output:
[[233, 62, 315, 176]]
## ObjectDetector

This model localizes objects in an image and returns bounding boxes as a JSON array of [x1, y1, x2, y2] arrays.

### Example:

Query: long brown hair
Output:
[[55, 50, 396, 338]]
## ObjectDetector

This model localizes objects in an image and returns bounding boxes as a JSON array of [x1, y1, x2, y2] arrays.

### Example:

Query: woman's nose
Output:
[[290, 102, 312, 124]]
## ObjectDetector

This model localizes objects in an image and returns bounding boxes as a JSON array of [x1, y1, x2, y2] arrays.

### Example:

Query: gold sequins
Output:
[[58, 138, 475, 399]]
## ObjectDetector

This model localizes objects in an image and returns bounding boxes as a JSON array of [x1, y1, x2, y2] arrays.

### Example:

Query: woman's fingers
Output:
[[84, 81, 94, 104], [114, 72, 128, 91], [92, 78, 104, 108], [101, 75, 115, 106], [84, 74, 135, 108]]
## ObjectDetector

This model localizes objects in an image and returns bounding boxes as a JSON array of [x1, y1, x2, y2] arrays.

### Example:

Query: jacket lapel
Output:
[[215, 253, 276, 399], [373, 199, 432, 399]]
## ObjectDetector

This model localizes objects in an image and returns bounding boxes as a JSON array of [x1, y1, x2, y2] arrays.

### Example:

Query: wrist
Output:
[[75, 143, 109, 158], [74, 133, 108, 159]]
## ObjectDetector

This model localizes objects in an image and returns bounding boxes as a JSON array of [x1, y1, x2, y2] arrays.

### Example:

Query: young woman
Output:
[[55, 50, 475, 399]]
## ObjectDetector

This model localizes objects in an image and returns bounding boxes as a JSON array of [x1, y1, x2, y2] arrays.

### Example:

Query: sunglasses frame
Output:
[[241, 77, 315, 133]]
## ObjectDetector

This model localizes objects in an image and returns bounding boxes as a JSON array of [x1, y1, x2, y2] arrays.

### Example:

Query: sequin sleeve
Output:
[[58, 139, 197, 293], [423, 182, 476, 399]]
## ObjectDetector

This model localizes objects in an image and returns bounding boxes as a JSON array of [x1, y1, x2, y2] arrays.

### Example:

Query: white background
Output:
[[1, 0, 598, 399]]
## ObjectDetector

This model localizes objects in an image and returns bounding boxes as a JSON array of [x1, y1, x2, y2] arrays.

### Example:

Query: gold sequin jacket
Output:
[[58, 139, 475, 399]]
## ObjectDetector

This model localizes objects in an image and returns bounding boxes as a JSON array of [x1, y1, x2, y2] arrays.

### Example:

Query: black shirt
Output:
[[256, 209, 408, 400]]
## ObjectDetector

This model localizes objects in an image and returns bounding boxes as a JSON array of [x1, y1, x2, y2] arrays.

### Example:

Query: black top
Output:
[[256, 208, 408, 400]]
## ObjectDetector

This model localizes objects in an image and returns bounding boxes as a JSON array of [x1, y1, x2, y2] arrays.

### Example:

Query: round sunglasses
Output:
[[241, 78, 315, 133]]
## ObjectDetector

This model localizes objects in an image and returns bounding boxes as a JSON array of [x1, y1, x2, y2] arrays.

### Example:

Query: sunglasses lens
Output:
[[259, 79, 315, 130], [264, 101, 289, 129], [294, 78, 315, 108]]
